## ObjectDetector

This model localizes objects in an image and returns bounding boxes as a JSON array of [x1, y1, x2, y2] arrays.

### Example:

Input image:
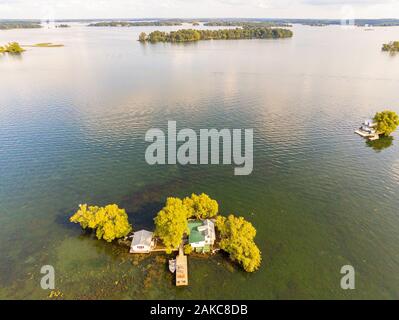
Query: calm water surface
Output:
[[0, 24, 399, 299]]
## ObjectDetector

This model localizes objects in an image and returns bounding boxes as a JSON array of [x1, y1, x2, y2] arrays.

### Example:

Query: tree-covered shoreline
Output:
[[0, 21, 41, 30], [139, 27, 293, 43], [88, 21, 183, 27], [204, 21, 292, 28]]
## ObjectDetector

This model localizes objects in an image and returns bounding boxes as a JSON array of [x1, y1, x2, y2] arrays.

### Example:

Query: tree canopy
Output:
[[154, 197, 190, 253], [382, 41, 399, 53], [0, 42, 25, 54], [215, 215, 261, 273], [374, 110, 399, 136], [139, 27, 293, 43], [154, 193, 219, 252], [70, 204, 132, 242], [183, 193, 219, 219]]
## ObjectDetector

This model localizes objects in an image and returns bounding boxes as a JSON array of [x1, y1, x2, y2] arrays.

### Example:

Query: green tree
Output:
[[215, 215, 261, 272], [382, 41, 399, 53], [70, 204, 132, 242], [4, 42, 25, 54], [183, 193, 219, 219], [154, 197, 190, 253], [374, 110, 399, 136], [184, 244, 193, 255]]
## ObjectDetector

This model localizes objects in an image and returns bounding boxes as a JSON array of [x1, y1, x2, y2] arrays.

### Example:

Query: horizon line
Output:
[[1, 17, 399, 21]]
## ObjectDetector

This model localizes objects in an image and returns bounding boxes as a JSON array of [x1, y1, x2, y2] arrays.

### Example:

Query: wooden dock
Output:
[[175, 245, 188, 286], [355, 130, 379, 141]]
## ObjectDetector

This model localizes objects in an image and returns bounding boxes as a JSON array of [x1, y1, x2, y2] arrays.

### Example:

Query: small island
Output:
[[0, 42, 25, 54], [382, 41, 399, 53], [29, 43, 64, 48], [70, 193, 262, 287], [355, 110, 399, 141], [56, 24, 70, 28], [139, 27, 293, 43]]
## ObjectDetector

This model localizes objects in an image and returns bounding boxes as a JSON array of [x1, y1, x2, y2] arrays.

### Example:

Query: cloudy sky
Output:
[[1, 0, 399, 19]]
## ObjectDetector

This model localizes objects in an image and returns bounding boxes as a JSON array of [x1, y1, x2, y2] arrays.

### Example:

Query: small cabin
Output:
[[130, 230, 155, 254]]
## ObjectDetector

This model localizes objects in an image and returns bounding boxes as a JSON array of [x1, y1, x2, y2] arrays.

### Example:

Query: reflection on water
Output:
[[366, 136, 394, 152], [0, 24, 399, 299]]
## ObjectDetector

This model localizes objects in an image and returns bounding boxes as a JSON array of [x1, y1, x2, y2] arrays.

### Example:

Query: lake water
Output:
[[1, 24, 399, 299]]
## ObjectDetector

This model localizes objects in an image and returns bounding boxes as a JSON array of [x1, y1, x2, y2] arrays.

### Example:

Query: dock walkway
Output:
[[175, 245, 188, 286]]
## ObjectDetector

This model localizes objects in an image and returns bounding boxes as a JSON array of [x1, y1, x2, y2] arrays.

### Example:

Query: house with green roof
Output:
[[188, 219, 216, 253]]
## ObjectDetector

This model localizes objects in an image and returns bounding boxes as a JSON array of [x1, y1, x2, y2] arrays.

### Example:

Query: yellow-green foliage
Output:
[[154, 197, 190, 253], [215, 215, 261, 273], [2, 42, 25, 54], [374, 110, 399, 136], [183, 193, 219, 219], [382, 41, 399, 53], [184, 244, 193, 255], [154, 193, 218, 253], [70, 204, 132, 242]]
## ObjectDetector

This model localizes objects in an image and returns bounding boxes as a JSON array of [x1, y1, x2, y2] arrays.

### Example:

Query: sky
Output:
[[1, 0, 399, 20]]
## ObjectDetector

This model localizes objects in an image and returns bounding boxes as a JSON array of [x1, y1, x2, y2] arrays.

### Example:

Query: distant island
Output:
[[139, 27, 293, 43], [203, 21, 292, 28], [88, 21, 183, 27], [28, 43, 64, 48], [56, 24, 70, 28], [382, 41, 399, 53], [0, 21, 41, 30]]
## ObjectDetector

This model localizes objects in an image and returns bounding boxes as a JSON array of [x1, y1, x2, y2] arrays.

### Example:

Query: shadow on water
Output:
[[366, 136, 394, 152]]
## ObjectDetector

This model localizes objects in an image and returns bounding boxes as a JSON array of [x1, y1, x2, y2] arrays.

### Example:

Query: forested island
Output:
[[70, 193, 262, 274], [139, 27, 293, 43], [0, 42, 25, 54], [382, 41, 399, 53], [88, 21, 183, 27], [204, 21, 292, 28], [0, 21, 41, 30]]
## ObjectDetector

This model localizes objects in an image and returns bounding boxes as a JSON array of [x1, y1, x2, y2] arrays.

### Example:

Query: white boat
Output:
[[169, 259, 176, 273]]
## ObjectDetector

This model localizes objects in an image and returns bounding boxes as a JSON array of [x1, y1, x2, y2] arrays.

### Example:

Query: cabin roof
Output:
[[131, 230, 153, 247]]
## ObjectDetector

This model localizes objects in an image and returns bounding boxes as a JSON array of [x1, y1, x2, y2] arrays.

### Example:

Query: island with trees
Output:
[[0, 20, 42, 30], [355, 110, 399, 142], [0, 42, 25, 54], [382, 41, 399, 54], [70, 193, 262, 277], [374, 110, 399, 136], [139, 27, 293, 43], [56, 24, 70, 28], [203, 20, 292, 28], [88, 20, 183, 27]]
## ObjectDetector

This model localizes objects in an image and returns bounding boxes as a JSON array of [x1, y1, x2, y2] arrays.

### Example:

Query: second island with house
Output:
[[70, 193, 262, 287]]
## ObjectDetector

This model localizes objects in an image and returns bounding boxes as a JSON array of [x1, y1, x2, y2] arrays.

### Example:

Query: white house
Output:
[[188, 219, 216, 253], [130, 230, 155, 254]]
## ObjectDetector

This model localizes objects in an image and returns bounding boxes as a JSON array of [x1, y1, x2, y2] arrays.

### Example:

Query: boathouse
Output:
[[130, 230, 155, 253]]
